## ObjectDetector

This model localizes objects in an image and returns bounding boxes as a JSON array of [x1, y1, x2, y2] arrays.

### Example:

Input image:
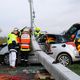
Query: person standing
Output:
[[34, 27, 41, 39], [20, 28, 31, 62], [7, 27, 20, 68]]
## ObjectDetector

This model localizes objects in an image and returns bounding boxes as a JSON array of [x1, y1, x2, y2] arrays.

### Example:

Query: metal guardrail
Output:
[[31, 36, 80, 80]]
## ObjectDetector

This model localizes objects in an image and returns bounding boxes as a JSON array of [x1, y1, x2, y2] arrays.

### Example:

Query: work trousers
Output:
[[9, 51, 16, 67]]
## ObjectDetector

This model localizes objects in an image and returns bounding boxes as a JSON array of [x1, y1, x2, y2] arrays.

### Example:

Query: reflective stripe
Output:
[[21, 39, 30, 44], [21, 44, 30, 48], [21, 34, 30, 39], [20, 48, 30, 51], [10, 49, 17, 52], [20, 44, 30, 51]]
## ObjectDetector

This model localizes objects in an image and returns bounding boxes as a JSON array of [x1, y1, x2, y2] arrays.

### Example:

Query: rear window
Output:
[[67, 27, 77, 34]]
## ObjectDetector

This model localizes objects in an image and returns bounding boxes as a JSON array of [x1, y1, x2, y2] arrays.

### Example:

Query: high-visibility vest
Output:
[[34, 31, 41, 37], [7, 33, 18, 45], [20, 33, 30, 51]]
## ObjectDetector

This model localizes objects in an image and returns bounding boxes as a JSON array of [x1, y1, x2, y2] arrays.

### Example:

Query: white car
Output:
[[0, 43, 39, 64], [38, 34, 80, 66]]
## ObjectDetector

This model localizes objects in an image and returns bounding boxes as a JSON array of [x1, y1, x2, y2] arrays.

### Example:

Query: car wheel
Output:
[[57, 53, 72, 66], [4, 53, 9, 65]]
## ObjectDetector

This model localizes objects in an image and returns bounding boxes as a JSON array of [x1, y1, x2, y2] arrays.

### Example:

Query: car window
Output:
[[38, 34, 67, 44], [67, 27, 77, 34], [57, 35, 67, 43], [38, 35, 46, 43], [47, 35, 57, 44]]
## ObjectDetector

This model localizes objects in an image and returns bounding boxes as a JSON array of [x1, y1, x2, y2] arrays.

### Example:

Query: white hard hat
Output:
[[23, 28, 29, 32], [13, 27, 19, 31]]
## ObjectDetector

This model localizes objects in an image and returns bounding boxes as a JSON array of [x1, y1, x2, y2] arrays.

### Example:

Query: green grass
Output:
[[67, 62, 80, 75]]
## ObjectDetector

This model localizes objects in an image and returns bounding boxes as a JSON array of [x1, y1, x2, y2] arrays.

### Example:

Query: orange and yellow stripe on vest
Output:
[[21, 39, 30, 44], [21, 44, 30, 49]]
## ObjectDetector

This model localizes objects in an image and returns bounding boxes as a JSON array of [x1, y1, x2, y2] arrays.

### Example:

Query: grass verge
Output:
[[67, 62, 80, 75]]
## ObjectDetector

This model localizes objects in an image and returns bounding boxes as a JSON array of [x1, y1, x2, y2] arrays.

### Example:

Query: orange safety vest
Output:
[[17, 37, 21, 44], [20, 33, 30, 51]]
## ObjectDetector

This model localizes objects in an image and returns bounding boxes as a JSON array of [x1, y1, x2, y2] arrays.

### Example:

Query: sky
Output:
[[0, 0, 80, 36]]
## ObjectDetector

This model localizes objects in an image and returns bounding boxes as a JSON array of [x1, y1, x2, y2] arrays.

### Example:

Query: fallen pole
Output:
[[32, 36, 80, 80]]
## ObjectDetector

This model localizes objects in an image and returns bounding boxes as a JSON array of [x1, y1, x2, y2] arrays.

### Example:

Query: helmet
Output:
[[13, 27, 19, 31], [35, 27, 41, 31], [12, 27, 19, 35], [23, 28, 29, 32]]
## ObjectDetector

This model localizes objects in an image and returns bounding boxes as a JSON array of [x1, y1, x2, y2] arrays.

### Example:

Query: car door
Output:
[[50, 43, 66, 59], [0, 44, 8, 55], [50, 35, 67, 59], [38, 35, 46, 52]]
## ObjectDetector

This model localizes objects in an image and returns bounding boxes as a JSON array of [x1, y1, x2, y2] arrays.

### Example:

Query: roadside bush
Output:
[[0, 37, 7, 44]]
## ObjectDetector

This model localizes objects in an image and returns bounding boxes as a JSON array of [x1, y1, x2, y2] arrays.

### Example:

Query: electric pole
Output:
[[28, 0, 35, 32]]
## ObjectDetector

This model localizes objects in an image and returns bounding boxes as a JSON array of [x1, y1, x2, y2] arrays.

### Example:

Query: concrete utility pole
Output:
[[28, 0, 34, 32]]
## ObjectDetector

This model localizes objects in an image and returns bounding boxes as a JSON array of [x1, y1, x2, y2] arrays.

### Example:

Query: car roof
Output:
[[71, 23, 80, 29], [44, 33, 62, 36]]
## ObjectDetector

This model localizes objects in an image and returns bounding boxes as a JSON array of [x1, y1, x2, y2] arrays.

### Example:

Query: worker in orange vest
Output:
[[20, 28, 31, 62]]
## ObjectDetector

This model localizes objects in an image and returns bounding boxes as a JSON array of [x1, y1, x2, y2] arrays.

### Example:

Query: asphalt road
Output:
[[0, 63, 44, 80]]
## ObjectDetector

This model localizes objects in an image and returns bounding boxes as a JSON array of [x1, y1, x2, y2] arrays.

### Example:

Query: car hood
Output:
[[0, 45, 9, 55]]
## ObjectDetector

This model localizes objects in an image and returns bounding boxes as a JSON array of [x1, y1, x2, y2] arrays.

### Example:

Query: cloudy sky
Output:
[[0, 0, 80, 36]]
